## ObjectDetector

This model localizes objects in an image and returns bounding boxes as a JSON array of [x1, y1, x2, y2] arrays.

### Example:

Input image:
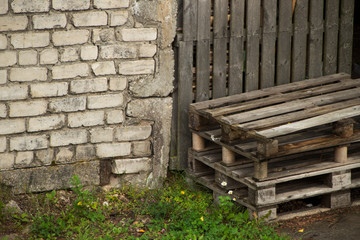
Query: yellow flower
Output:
[[181, 191, 185, 195], [77, 201, 82, 206], [200, 216, 204, 221], [298, 229, 304, 233]]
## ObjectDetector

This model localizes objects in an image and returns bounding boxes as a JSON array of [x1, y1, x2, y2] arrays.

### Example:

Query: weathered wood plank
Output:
[[324, 0, 340, 75], [183, 0, 197, 41], [277, 0, 292, 85], [261, 0, 276, 88], [308, 0, 324, 78]]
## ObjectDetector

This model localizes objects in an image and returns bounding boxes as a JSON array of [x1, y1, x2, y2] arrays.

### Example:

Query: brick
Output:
[[50, 129, 87, 147], [10, 67, 47, 82], [52, 0, 90, 11], [0, 153, 14, 170], [0, 85, 27, 101], [52, 63, 89, 79], [11, 0, 50, 13], [99, 44, 136, 59], [0, 137, 6, 152], [132, 141, 151, 156], [94, 0, 129, 9], [73, 12, 108, 27], [0, 51, 16, 67], [88, 93, 124, 109], [109, 77, 127, 91], [139, 44, 157, 57], [11, 32, 50, 49], [53, 30, 90, 46], [76, 145, 96, 160], [0, 103, 6, 118], [55, 146, 74, 163], [96, 142, 131, 158], [90, 127, 113, 143], [31, 82, 68, 98], [0, 34, 7, 49], [70, 78, 107, 94], [40, 49, 58, 65], [115, 125, 152, 141], [60, 47, 79, 62], [106, 109, 124, 124], [15, 152, 34, 168], [19, 50, 38, 65], [92, 29, 115, 43], [49, 96, 86, 112], [112, 158, 151, 174], [68, 111, 104, 127], [110, 11, 128, 26], [0, 16, 28, 32], [9, 100, 47, 117], [119, 60, 155, 75], [0, 70, 6, 84], [91, 61, 116, 76], [28, 114, 65, 132], [33, 13, 67, 29], [80, 45, 98, 60], [35, 149, 54, 165], [10, 135, 48, 151], [121, 28, 157, 41], [0, 0, 8, 14]]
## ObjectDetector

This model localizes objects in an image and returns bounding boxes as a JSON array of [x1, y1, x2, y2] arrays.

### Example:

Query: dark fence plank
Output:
[[183, 0, 197, 41]]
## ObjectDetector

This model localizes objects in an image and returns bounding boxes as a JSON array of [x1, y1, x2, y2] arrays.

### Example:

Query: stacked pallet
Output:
[[187, 73, 360, 220]]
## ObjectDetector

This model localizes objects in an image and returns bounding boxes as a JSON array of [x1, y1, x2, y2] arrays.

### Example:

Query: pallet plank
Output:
[[183, 0, 197, 41]]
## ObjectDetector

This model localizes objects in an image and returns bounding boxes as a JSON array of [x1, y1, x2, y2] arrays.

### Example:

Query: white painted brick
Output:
[[121, 28, 157, 41], [11, 0, 50, 13], [10, 67, 47, 82], [109, 77, 127, 91], [90, 127, 113, 143], [68, 111, 104, 127], [0, 34, 7, 49], [52, 0, 90, 11], [53, 30, 90, 46], [94, 0, 129, 9], [11, 32, 49, 49], [115, 125, 152, 141], [70, 78, 107, 94], [31, 82, 68, 98], [99, 44, 136, 59], [91, 61, 116, 76], [52, 63, 89, 79], [110, 11, 128, 26], [0, 153, 14, 170], [0, 0, 8, 14], [139, 44, 157, 57], [119, 60, 155, 75], [33, 13, 67, 29], [0, 137, 6, 152], [49, 96, 86, 112], [92, 29, 115, 43], [0, 104, 6, 118], [0, 70, 6, 84], [88, 93, 124, 109], [28, 114, 65, 132], [0, 85, 27, 101], [0, 16, 28, 31], [73, 12, 108, 27], [15, 151, 34, 168], [132, 141, 151, 156], [19, 50, 38, 66], [60, 47, 79, 62], [35, 149, 54, 166], [80, 45, 98, 60], [96, 142, 131, 158], [50, 129, 87, 147], [9, 100, 47, 117], [76, 145, 96, 160], [0, 51, 16, 67], [112, 158, 151, 174], [55, 146, 74, 163], [106, 109, 124, 124], [10, 135, 48, 151], [40, 49, 58, 65]]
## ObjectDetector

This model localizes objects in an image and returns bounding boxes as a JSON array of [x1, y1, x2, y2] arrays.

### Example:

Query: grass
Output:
[[0, 173, 289, 239]]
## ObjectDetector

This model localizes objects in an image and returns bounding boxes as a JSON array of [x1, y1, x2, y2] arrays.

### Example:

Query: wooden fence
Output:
[[171, 0, 355, 170]]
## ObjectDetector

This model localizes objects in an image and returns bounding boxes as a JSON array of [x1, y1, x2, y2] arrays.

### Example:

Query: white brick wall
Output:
[[53, 30, 90, 46], [52, 0, 90, 11], [0, 85, 27, 101], [31, 82, 68, 98], [99, 44, 137, 59], [70, 78, 107, 94], [52, 63, 89, 79], [10, 135, 48, 151], [91, 61, 116, 76], [15, 151, 34, 167], [60, 48, 79, 62], [96, 142, 131, 158], [11, 0, 50, 13], [0, 0, 8, 14], [68, 111, 104, 127], [9, 100, 47, 117], [0, 104, 6, 118], [115, 125, 152, 141], [0, 51, 17, 67], [121, 28, 157, 41], [94, 0, 130, 9], [119, 60, 155, 75], [0, 16, 28, 31], [10, 67, 47, 82], [50, 129, 87, 147], [49, 96, 86, 112], [0, 137, 6, 152], [0, 70, 6, 84], [19, 50, 38, 65], [112, 158, 151, 174], [0, 34, 7, 49], [0, 153, 14, 170], [33, 14, 67, 29], [0, 119, 25, 135], [90, 127, 114, 143], [80, 45, 98, 60], [109, 77, 127, 91], [73, 12, 108, 27], [40, 49, 58, 64], [28, 114, 65, 132], [110, 11, 128, 26], [106, 109, 124, 124], [88, 93, 124, 109], [11, 32, 50, 49]]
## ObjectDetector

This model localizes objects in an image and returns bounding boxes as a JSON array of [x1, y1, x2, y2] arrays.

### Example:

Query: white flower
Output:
[[228, 190, 233, 195], [221, 181, 227, 187], [232, 198, 236, 201], [103, 201, 109, 207]]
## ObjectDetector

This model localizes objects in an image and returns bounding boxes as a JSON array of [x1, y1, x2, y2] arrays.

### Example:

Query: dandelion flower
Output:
[[221, 181, 227, 187], [228, 190, 233, 195], [298, 229, 304, 233], [200, 216, 204, 221], [77, 201, 82, 206], [181, 191, 185, 195]]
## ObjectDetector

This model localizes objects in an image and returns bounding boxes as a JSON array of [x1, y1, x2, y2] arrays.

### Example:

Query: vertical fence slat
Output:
[[228, 0, 245, 95], [261, 0, 277, 88], [213, 0, 228, 98], [308, 0, 324, 78], [324, 0, 340, 75], [183, 0, 197, 41], [292, 0, 308, 82], [245, 0, 261, 91], [277, 0, 292, 85], [196, 0, 211, 101], [338, 0, 355, 74]]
